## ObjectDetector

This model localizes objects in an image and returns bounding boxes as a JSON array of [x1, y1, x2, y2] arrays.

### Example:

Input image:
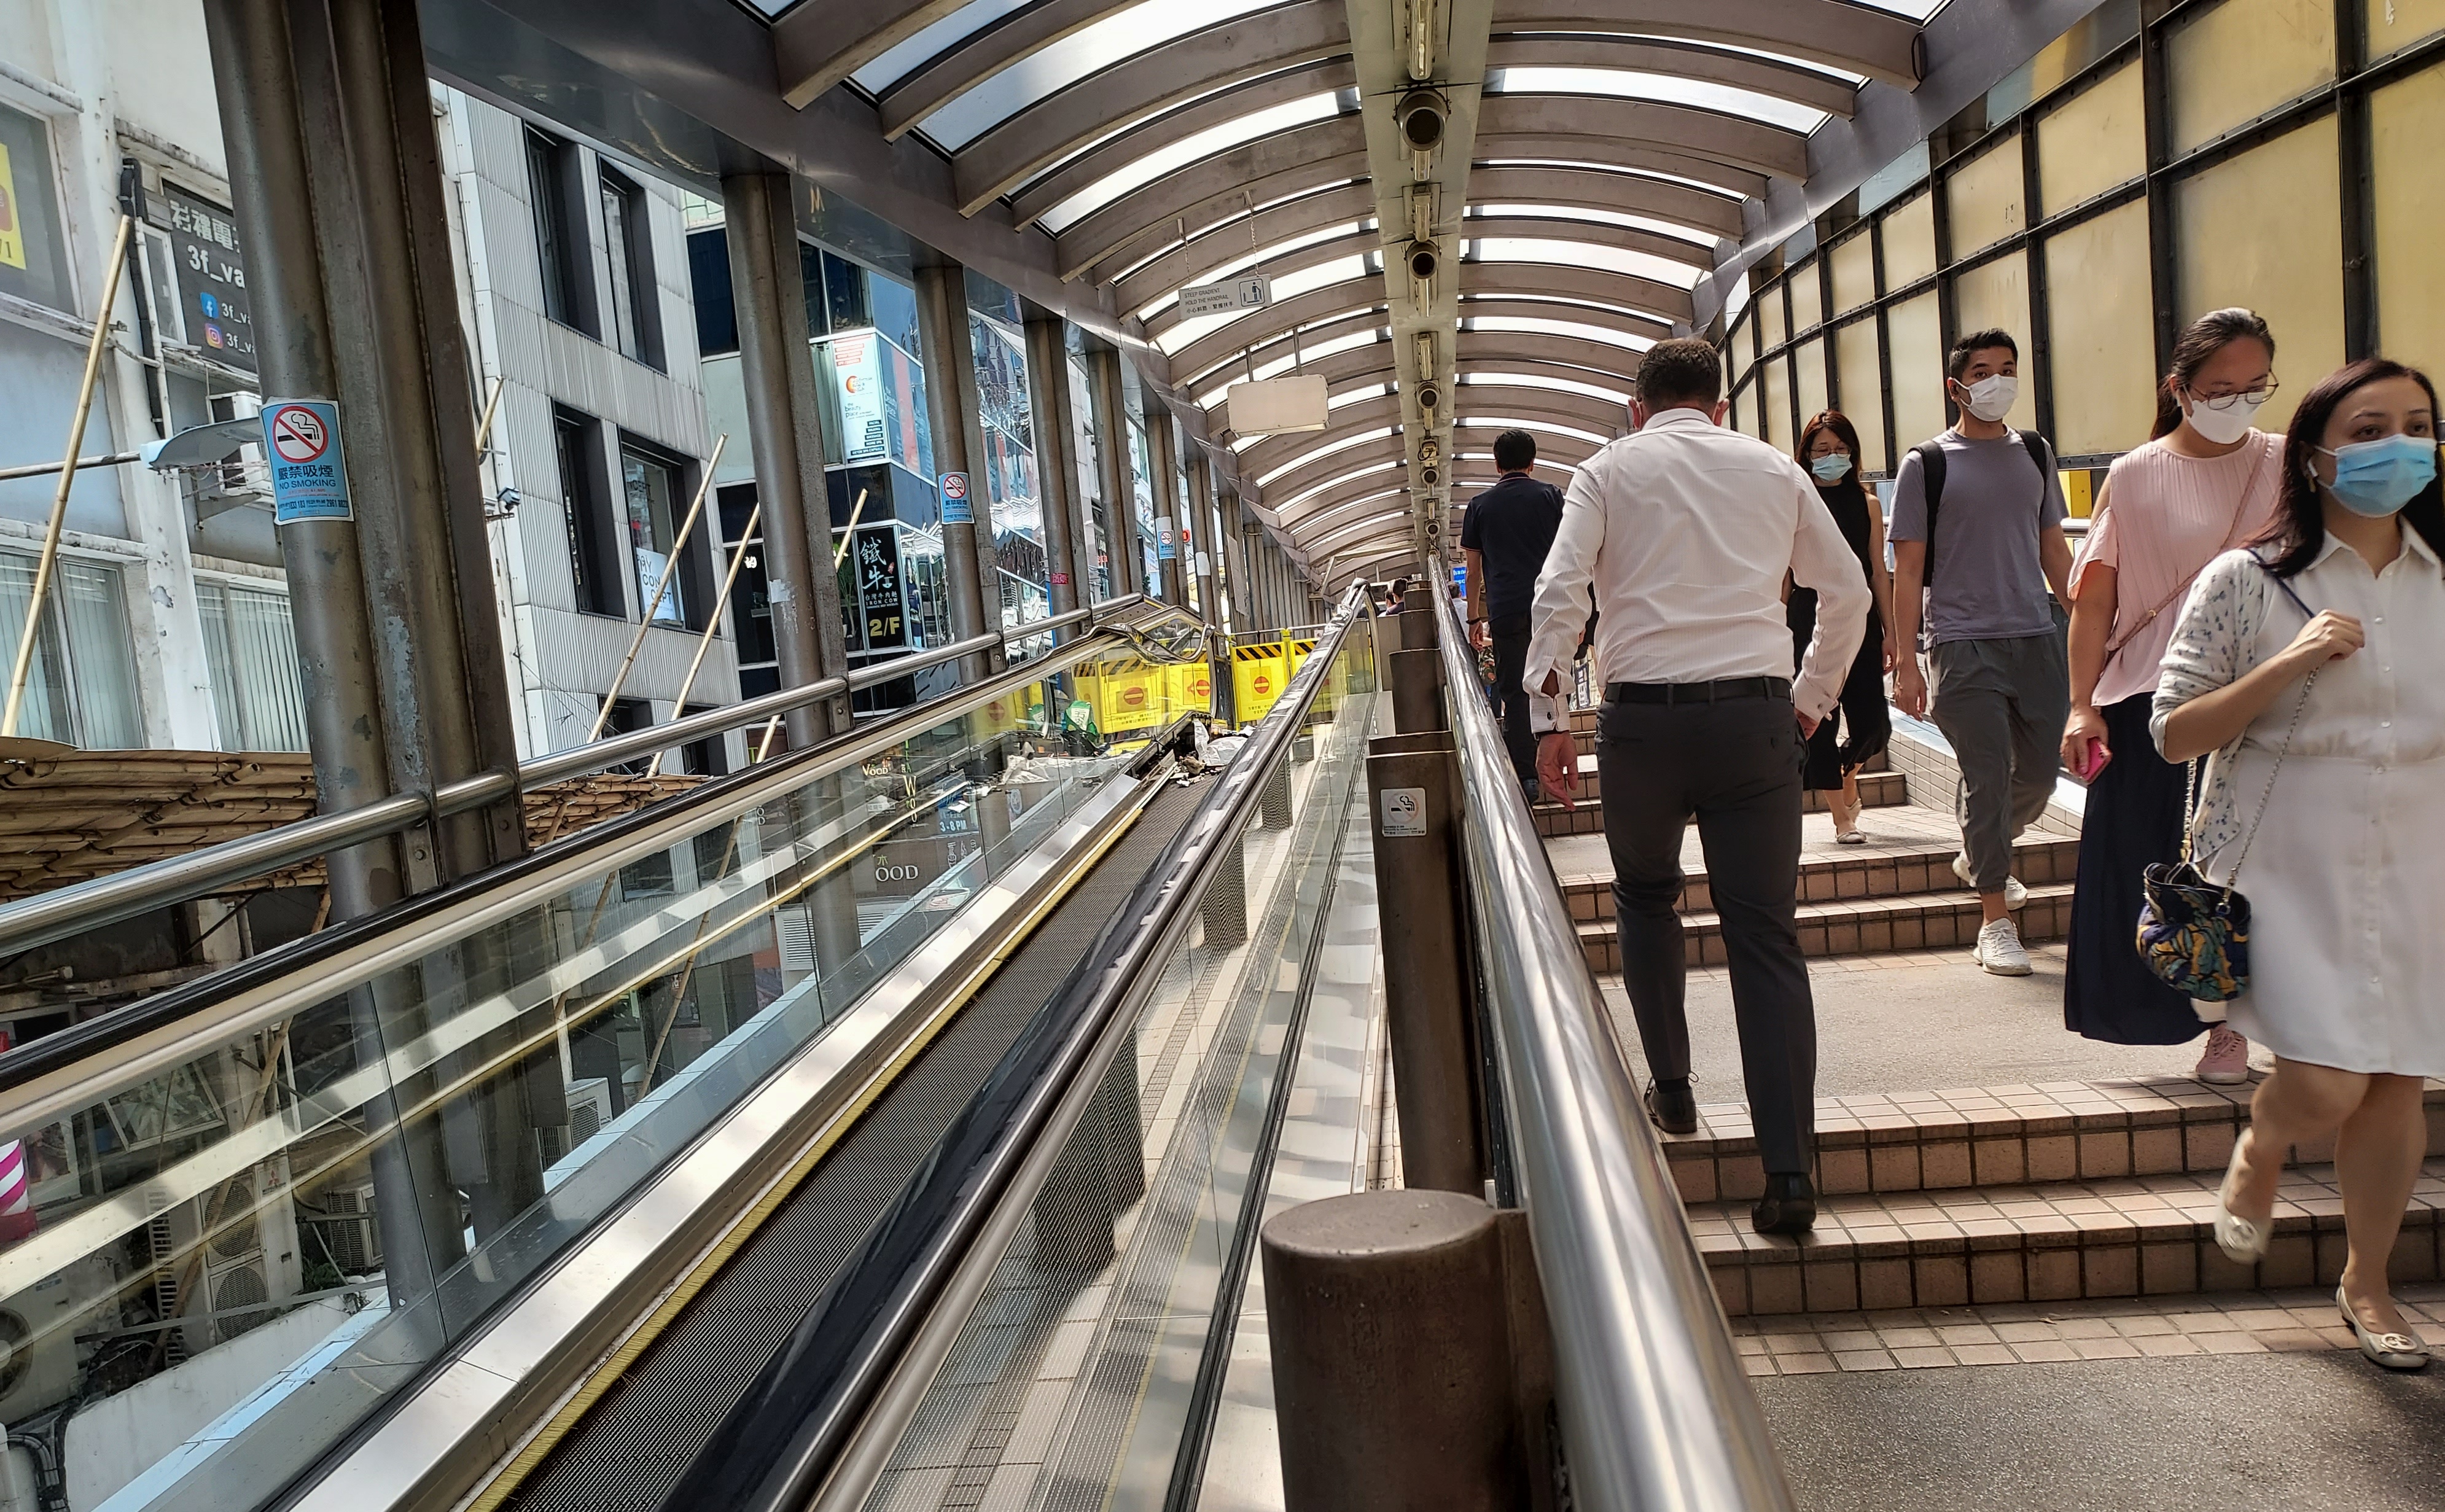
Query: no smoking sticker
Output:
[[262, 398, 353, 524]]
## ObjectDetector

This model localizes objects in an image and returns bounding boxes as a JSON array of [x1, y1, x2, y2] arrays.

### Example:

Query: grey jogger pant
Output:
[[1928, 633, 2067, 895]]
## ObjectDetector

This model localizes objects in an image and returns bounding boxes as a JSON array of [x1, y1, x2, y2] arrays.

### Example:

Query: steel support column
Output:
[[1088, 348, 1142, 599], [913, 260, 1004, 678], [1023, 314, 1083, 626], [1148, 406, 1187, 605], [723, 171, 854, 747]]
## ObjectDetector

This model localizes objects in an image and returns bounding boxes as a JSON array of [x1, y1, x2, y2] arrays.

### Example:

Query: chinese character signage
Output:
[[854, 525, 907, 650], [151, 184, 256, 374]]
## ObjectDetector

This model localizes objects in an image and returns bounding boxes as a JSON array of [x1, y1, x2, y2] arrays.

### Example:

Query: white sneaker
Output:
[[1974, 916, 2034, 976], [1953, 852, 2027, 910]]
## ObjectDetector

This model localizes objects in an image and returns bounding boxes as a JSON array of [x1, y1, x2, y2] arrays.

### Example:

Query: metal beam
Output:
[[1167, 275, 1387, 390], [1456, 259, 1695, 322], [1486, 33, 1862, 117], [1466, 163, 1745, 239], [1495, 0, 1923, 88], [1456, 295, 1672, 344], [1260, 423, 1595, 512], [951, 0, 1352, 214], [1177, 306, 1389, 395], [1239, 381, 1622, 481], [1024, 314, 1085, 625], [1475, 93, 1809, 180], [1203, 328, 1641, 412], [771, 0, 968, 109], [1058, 128, 1371, 282], [880, 0, 1200, 140], [1009, 58, 1360, 229], [1128, 225, 1379, 330]]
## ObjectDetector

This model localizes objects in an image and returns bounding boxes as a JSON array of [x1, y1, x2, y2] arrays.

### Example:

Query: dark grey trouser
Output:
[[1488, 613, 1536, 790], [1927, 633, 2068, 895], [1599, 695, 1817, 1175]]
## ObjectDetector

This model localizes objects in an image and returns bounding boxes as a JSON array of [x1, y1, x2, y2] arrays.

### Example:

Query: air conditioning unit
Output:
[[162, 1168, 302, 1351], [310, 1180, 383, 1279], [777, 905, 817, 975], [537, 1077, 615, 1166], [0, 1253, 117, 1426]]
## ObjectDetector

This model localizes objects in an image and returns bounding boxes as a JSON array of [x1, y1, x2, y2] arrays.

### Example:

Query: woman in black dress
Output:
[[1791, 412, 1896, 842]]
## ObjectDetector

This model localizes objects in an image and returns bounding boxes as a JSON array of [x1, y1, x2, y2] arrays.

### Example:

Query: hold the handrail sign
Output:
[[1176, 273, 1271, 319], [262, 399, 351, 524]]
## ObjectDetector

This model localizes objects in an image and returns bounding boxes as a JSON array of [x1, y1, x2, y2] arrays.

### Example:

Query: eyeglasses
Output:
[[2186, 378, 2280, 411]]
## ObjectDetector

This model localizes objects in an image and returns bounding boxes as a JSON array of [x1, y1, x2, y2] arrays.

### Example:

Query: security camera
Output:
[[1395, 90, 1446, 152]]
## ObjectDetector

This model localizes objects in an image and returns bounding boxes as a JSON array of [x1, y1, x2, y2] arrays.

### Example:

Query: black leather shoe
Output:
[[1645, 1078, 1698, 1136], [1752, 1174, 1817, 1237]]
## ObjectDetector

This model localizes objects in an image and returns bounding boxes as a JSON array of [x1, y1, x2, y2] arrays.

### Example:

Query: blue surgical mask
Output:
[[1809, 453, 1854, 483], [2317, 433, 2438, 516]]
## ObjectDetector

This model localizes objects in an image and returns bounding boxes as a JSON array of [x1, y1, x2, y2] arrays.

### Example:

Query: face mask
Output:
[[1809, 453, 1854, 483], [2317, 433, 2438, 516], [2183, 390, 2267, 446], [1953, 374, 2018, 424]]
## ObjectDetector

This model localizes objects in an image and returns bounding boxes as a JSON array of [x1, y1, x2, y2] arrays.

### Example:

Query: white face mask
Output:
[[1953, 373, 2018, 423], [2182, 389, 2267, 446]]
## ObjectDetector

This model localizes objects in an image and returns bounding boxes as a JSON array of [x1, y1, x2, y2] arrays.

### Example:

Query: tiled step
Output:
[[1573, 881, 2073, 972], [1695, 1158, 2445, 1318], [1663, 1077, 2445, 1208], [1533, 765, 1909, 838], [1556, 833, 2079, 922]]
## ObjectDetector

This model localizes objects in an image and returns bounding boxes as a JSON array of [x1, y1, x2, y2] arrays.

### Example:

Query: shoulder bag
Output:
[[2134, 558, 2317, 1001]]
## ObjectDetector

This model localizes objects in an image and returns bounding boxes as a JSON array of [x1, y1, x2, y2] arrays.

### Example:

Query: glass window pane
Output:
[[1831, 232, 1876, 315], [2043, 199, 2157, 457], [2369, 0, 2445, 58], [622, 450, 687, 624], [2037, 59, 2145, 217], [1793, 337, 1828, 442], [1882, 190, 1938, 289], [1887, 291, 1947, 448], [1760, 281, 1787, 351], [2175, 115, 2343, 434], [2373, 64, 2445, 383], [1760, 354, 1790, 451], [1730, 308, 1752, 382], [1945, 133, 2025, 259], [1835, 319, 1889, 475], [1789, 261, 1823, 334], [2168, 0, 2336, 154], [1950, 250, 2032, 425], [0, 102, 74, 312]]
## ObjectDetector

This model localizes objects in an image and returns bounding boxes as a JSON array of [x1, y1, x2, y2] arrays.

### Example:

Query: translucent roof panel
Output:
[[1486, 68, 1830, 133], [1460, 371, 1634, 404], [1257, 426, 1397, 486], [1153, 254, 1371, 354], [1042, 95, 1344, 232], [1137, 220, 1371, 322], [849, 0, 1034, 93], [1855, 0, 1949, 16], [1454, 415, 1610, 445], [1469, 203, 1715, 252], [1460, 314, 1656, 351], [1276, 462, 1405, 513], [924, 0, 1287, 149], [1470, 238, 1703, 288], [1196, 331, 1386, 406]]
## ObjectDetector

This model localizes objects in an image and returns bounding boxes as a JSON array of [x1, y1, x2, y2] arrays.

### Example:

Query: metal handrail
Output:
[[0, 594, 1152, 961], [1429, 588, 1795, 1511]]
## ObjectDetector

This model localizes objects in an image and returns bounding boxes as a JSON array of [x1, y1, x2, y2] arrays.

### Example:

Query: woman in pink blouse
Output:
[[2061, 310, 2283, 1077]]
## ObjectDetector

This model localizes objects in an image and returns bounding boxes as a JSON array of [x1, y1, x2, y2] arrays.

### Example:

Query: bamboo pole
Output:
[[645, 499, 763, 779], [4, 214, 135, 739], [833, 488, 870, 567], [0, 451, 142, 485], [582, 432, 727, 744], [472, 376, 506, 454]]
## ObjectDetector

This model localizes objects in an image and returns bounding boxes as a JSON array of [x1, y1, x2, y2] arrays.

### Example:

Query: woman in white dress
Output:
[[2154, 357, 2445, 1371]]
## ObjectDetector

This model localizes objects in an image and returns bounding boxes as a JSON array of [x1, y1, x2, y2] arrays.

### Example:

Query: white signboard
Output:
[[1177, 273, 1273, 319], [1226, 373, 1329, 435], [1379, 787, 1429, 837], [830, 332, 886, 461]]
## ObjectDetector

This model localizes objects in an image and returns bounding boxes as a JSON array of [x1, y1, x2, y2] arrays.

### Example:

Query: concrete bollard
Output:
[[1263, 1190, 1529, 1512]]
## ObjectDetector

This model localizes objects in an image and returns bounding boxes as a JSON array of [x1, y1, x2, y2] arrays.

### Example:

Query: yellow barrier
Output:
[[1231, 642, 1288, 723]]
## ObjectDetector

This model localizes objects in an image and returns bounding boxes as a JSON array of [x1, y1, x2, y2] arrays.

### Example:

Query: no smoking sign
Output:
[[261, 398, 353, 524]]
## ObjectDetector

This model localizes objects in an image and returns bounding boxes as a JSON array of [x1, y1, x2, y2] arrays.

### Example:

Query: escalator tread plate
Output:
[[499, 781, 1207, 1512]]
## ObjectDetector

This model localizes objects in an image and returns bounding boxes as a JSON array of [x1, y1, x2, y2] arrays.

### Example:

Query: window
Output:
[[598, 168, 661, 368], [2043, 199, 2156, 456], [198, 580, 308, 751], [525, 128, 594, 334], [2174, 117, 2344, 434], [556, 408, 624, 616], [0, 552, 141, 749], [0, 103, 72, 313], [620, 442, 693, 626], [687, 227, 737, 356]]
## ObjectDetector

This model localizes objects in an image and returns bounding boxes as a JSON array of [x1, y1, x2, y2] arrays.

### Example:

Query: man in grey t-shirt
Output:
[[1889, 329, 2075, 977]]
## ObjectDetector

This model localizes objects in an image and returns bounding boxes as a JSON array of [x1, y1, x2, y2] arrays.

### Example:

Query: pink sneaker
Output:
[[2195, 1023, 2251, 1085]]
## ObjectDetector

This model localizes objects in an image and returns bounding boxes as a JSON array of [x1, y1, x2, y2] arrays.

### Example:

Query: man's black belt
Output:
[[1605, 676, 1792, 705]]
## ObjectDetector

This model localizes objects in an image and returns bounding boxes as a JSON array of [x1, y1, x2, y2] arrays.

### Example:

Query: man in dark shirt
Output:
[[1462, 429, 1566, 795]]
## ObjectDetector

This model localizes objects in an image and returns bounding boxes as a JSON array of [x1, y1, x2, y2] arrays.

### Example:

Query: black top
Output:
[[1459, 471, 1566, 621], [1788, 480, 1881, 638]]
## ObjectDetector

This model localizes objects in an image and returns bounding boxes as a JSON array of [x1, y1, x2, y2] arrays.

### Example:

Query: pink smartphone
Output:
[[2072, 738, 2110, 782]]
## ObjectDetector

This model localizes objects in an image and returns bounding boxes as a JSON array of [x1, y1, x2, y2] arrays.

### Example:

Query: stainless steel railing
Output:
[[0, 594, 1175, 959], [1428, 587, 1796, 1511]]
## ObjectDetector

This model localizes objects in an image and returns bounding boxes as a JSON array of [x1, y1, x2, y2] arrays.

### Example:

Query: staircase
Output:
[[1544, 707, 2445, 1333]]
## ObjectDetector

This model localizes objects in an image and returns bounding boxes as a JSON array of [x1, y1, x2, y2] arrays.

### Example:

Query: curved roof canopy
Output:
[[756, 0, 1936, 588]]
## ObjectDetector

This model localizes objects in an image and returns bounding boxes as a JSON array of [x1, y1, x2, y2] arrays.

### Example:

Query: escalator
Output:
[[0, 596, 1381, 1512]]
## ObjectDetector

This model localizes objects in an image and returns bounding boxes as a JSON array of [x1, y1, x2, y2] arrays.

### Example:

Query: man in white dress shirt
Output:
[[1527, 338, 1870, 1235]]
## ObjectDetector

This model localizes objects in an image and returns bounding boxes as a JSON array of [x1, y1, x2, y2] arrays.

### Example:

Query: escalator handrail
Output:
[[0, 617, 1163, 1133], [0, 594, 1155, 962], [1429, 588, 1796, 1511], [657, 583, 1372, 1512]]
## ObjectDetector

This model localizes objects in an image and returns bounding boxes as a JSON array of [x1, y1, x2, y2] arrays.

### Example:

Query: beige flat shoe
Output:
[[2338, 1284, 2430, 1371]]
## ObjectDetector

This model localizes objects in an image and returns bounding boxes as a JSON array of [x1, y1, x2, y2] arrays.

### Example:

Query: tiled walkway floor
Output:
[[1734, 1282, 2445, 1376]]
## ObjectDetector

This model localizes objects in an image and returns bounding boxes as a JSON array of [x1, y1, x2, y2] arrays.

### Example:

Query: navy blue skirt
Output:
[[2064, 692, 2205, 1045]]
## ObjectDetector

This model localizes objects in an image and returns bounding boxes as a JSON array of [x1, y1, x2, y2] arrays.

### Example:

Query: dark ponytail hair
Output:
[[2256, 356, 2445, 579], [2151, 308, 2277, 440], [1796, 410, 1870, 507]]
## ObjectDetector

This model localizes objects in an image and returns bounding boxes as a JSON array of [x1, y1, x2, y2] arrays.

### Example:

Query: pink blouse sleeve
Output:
[[2068, 493, 2121, 601]]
